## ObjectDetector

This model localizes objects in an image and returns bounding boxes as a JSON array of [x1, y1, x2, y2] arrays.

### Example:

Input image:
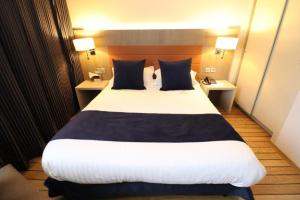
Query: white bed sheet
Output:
[[42, 80, 266, 187]]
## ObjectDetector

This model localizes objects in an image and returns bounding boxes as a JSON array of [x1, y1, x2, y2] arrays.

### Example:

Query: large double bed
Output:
[[42, 46, 265, 200]]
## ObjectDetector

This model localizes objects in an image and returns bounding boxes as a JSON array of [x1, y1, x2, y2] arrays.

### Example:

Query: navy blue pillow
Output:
[[112, 59, 146, 90], [159, 58, 194, 91]]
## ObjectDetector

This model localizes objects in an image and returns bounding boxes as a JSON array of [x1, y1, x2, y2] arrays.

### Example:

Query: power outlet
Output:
[[210, 67, 216, 73], [205, 67, 211, 73]]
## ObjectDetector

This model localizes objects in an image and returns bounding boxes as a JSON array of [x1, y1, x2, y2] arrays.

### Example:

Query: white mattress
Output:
[[42, 81, 266, 187]]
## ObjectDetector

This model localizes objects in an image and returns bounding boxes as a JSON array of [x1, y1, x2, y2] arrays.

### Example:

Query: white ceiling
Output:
[[66, 0, 254, 30]]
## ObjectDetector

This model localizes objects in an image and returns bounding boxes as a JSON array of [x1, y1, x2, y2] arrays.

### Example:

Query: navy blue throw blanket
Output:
[[52, 111, 244, 143]]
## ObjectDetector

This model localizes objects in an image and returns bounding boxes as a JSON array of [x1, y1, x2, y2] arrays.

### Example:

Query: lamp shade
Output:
[[215, 37, 238, 50], [73, 38, 95, 51]]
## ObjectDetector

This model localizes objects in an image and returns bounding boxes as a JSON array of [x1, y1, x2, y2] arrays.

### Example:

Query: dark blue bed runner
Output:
[[52, 110, 244, 143]]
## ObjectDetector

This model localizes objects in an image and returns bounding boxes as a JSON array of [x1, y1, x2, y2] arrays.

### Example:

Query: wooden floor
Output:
[[22, 106, 300, 200]]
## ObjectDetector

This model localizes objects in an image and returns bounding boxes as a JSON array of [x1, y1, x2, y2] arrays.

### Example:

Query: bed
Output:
[[42, 46, 266, 200]]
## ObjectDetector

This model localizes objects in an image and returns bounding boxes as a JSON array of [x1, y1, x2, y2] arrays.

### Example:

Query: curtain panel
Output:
[[0, 0, 83, 170]]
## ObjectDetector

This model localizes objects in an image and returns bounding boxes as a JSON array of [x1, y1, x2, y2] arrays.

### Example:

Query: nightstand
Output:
[[200, 80, 236, 113], [75, 80, 109, 110]]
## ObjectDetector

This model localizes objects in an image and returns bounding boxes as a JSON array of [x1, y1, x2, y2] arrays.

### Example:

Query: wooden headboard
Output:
[[107, 45, 202, 74]]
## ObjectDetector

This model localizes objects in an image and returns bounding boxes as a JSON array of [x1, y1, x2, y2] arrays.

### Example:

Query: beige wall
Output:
[[66, 0, 255, 82], [273, 91, 300, 168], [74, 28, 239, 80], [66, 0, 254, 30]]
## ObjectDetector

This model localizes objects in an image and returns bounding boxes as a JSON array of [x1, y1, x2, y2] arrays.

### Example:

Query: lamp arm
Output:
[[215, 49, 225, 59], [221, 50, 225, 59], [86, 51, 90, 60]]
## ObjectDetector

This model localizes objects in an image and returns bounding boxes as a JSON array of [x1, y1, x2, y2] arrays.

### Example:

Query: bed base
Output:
[[45, 178, 254, 200]]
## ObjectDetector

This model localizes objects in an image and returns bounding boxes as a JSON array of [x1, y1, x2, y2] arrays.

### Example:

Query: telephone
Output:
[[202, 76, 216, 85]]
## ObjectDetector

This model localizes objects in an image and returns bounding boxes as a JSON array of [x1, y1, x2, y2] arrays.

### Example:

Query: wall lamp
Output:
[[73, 37, 96, 59], [215, 37, 238, 59]]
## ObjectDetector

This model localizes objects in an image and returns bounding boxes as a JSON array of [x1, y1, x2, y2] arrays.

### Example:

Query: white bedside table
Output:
[[200, 80, 237, 113], [75, 80, 109, 110]]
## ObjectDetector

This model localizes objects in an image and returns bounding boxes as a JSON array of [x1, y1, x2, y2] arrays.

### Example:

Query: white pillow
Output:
[[153, 69, 198, 88], [144, 66, 155, 88], [190, 70, 198, 85]]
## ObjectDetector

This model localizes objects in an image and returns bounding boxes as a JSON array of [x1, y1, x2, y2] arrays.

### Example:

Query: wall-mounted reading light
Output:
[[73, 37, 96, 59], [215, 37, 238, 59]]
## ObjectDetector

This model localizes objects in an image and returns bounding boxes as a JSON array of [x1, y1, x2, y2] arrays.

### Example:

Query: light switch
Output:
[[210, 67, 216, 73]]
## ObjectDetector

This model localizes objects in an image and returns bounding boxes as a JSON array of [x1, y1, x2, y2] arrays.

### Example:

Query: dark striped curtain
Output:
[[0, 157, 5, 168], [0, 160, 4, 169], [51, 0, 84, 88], [0, 0, 83, 170]]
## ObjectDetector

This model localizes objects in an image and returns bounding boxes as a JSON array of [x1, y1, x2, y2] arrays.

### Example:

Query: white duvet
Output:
[[42, 81, 266, 187]]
